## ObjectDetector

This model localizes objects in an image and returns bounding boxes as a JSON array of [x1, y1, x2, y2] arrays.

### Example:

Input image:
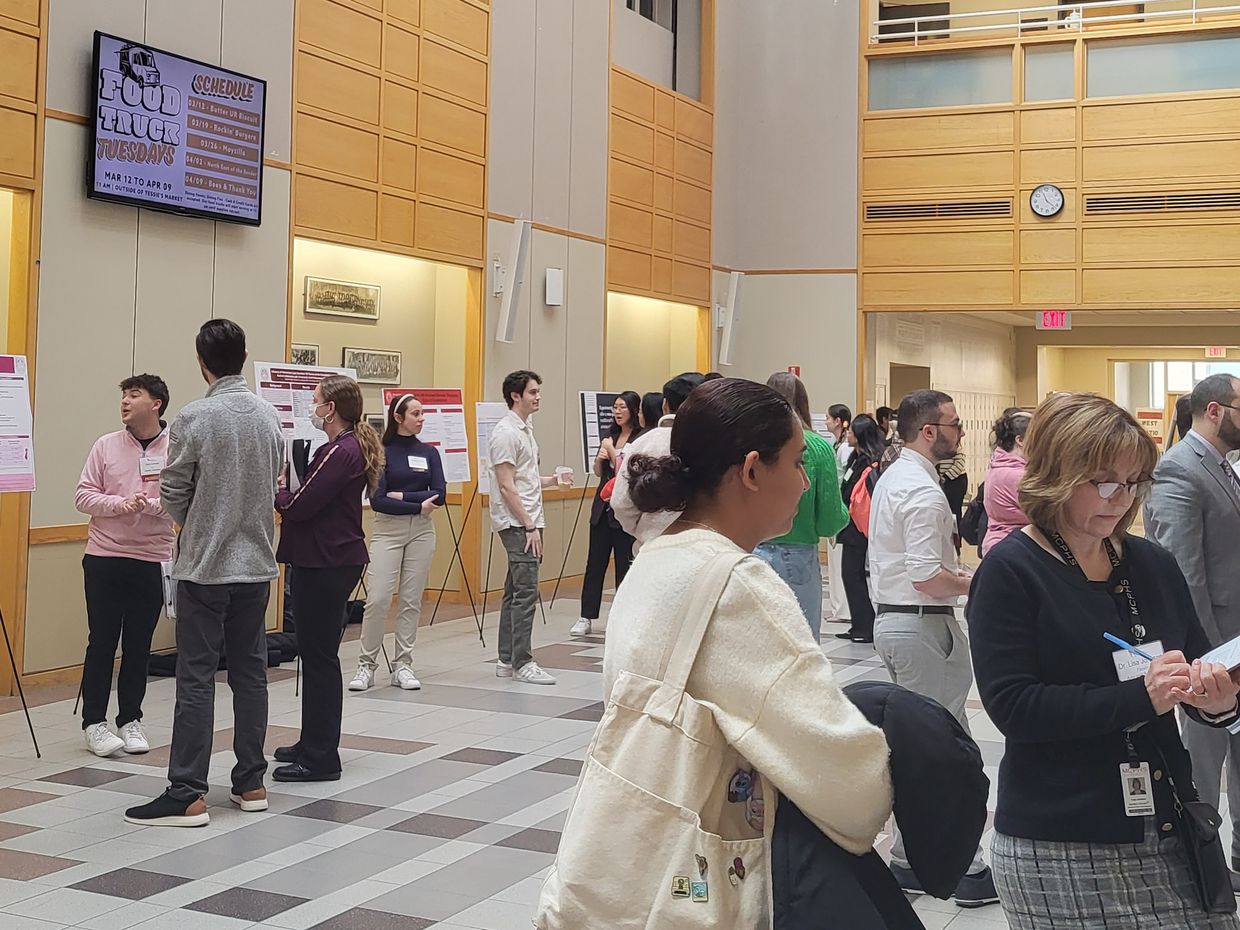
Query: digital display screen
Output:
[[87, 31, 267, 226]]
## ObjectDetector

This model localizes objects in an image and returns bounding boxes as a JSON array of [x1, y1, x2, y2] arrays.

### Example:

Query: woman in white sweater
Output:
[[610, 380, 892, 868]]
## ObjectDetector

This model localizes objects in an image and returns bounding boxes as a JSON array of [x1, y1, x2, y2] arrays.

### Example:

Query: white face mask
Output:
[[310, 402, 329, 432]]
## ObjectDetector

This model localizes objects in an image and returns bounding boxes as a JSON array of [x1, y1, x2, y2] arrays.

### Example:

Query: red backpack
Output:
[[848, 464, 880, 537]]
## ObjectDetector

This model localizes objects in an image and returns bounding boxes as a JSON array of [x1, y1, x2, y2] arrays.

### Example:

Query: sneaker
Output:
[[348, 665, 375, 692], [229, 787, 268, 812], [515, 662, 556, 686], [954, 867, 999, 908], [84, 722, 125, 758], [125, 791, 210, 827], [496, 660, 514, 678], [392, 667, 421, 691], [119, 720, 149, 754], [889, 862, 925, 897], [570, 618, 592, 637]]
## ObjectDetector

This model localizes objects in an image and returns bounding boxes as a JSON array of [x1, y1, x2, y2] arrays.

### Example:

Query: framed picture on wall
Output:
[[365, 413, 386, 433], [305, 276, 381, 321], [290, 343, 319, 367], [343, 347, 402, 384]]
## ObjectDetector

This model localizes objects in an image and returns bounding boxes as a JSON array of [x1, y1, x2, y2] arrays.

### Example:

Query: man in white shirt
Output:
[[489, 370, 566, 686], [867, 389, 997, 907], [610, 372, 703, 549]]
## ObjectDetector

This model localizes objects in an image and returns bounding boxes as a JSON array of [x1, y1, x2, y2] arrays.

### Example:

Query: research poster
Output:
[[254, 361, 355, 440], [811, 413, 833, 444], [579, 391, 620, 475], [0, 355, 35, 493], [475, 402, 509, 495], [381, 388, 471, 484]]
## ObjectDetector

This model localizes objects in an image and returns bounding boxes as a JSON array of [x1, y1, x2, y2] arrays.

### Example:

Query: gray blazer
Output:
[[1144, 431, 1240, 645]]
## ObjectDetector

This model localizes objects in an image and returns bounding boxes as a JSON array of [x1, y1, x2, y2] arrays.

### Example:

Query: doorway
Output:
[[889, 363, 931, 405]]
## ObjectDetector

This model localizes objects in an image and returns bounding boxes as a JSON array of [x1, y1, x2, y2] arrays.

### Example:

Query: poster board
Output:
[[381, 388, 471, 484], [1136, 408, 1165, 448], [0, 356, 35, 493], [254, 361, 355, 440], [810, 413, 834, 444], [579, 391, 620, 475], [475, 402, 509, 495]]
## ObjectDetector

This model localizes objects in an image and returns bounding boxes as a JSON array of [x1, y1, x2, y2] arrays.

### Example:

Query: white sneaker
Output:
[[392, 667, 421, 691], [496, 660, 514, 678], [515, 662, 557, 686], [570, 618, 592, 637], [84, 723, 125, 757], [119, 720, 149, 754], [348, 665, 375, 691]]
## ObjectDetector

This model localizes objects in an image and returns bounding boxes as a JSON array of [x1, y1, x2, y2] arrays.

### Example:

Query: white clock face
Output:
[[1031, 184, 1064, 218]]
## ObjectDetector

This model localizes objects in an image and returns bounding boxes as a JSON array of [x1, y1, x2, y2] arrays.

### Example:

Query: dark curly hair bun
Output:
[[628, 452, 692, 514]]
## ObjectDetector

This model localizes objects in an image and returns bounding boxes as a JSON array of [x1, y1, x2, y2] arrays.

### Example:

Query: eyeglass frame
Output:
[[926, 420, 964, 431], [1089, 478, 1152, 500]]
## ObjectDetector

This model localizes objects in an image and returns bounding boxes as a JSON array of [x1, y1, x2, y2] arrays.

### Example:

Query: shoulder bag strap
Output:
[[646, 550, 748, 725]]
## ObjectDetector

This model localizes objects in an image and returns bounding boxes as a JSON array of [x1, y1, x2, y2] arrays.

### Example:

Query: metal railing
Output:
[[872, 0, 1240, 45]]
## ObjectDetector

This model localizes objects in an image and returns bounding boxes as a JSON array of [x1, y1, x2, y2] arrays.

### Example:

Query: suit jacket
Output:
[[1145, 431, 1240, 644]]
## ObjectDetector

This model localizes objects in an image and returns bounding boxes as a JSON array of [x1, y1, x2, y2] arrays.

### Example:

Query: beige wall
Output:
[[604, 293, 699, 394], [612, 0, 675, 91]]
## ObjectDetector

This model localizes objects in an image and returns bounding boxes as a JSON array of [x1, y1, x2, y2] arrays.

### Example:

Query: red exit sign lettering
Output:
[[1206, 346, 1228, 359], [1036, 310, 1073, 331]]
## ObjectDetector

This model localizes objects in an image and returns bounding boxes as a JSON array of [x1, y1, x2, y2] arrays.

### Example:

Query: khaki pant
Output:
[[358, 512, 436, 671]]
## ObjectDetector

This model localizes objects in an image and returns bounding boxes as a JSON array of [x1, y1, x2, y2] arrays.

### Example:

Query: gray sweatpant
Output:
[[875, 609, 987, 876]]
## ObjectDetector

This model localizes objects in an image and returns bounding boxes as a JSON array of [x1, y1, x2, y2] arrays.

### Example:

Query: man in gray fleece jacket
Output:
[[126, 319, 283, 828]]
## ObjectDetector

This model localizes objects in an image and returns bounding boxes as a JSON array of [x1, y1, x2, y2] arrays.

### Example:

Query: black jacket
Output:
[[773, 681, 989, 929]]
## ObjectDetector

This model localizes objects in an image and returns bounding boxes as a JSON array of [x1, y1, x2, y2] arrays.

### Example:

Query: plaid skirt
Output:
[[992, 826, 1240, 930]]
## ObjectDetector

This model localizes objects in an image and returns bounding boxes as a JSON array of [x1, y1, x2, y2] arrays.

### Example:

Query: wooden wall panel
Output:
[[294, 0, 488, 266], [0, 108, 36, 179], [1083, 225, 1240, 264], [1084, 267, 1240, 305], [864, 230, 1014, 268], [863, 271, 1014, 306], [1019, 269, 1076, 304], [864, 111, 1014, 153], [1083, 140, 1240, 184], [1020, 147, 1076, 185], [0, 10, 40, 187], [1020, 228, 1077, 264], [606, 66, 712, 306], [1020, 108, 1075, 145], [1083, 98, 1240, 143], [864, 151, 1013, 192]]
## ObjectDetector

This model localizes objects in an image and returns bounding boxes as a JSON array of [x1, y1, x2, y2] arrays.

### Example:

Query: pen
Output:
[[1104, 632, 1156, 662]]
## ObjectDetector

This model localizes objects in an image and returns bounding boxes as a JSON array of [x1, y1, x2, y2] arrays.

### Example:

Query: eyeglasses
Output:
[[1090, 478, 1152, 500], [928, 421, 964, 431]]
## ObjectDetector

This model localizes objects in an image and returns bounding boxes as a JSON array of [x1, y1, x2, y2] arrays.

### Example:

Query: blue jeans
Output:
[[754, 543, 823, 641]]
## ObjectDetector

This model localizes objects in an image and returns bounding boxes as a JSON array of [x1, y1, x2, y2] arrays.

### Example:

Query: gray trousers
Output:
[[875, 609, 987, 876], [167, 580, 270, 801], [1181, 713, 1240, 865], [498, 526, 540, 669]]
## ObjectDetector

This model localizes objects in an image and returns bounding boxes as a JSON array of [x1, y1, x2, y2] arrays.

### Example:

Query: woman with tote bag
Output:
[[536, 378, 893, 928]]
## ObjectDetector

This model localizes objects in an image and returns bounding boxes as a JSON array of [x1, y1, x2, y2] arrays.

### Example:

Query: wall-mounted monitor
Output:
[[87, 31, 267, 226]]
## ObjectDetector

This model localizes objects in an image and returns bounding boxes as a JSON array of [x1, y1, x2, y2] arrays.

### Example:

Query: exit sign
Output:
[[1207, 346, 1228, 359], [788, 365, 801, 376], [1036, 310, 1073, 331]]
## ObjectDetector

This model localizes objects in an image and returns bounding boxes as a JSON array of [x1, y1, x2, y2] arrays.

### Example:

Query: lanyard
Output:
[[1040, 527, 1147, 645]]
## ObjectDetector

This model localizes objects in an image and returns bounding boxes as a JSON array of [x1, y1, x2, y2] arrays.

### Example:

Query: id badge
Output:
[[408, 455, 429, 471], [1121, 762, 1155, 817], [139, 455, 164, 481], [1112, 639, 1164, 682]]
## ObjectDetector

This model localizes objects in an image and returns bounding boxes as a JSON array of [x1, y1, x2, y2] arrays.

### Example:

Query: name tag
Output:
[[408, 455, 428, 471], [139, 455, 164, 481], [1121, 762, 1155, 817], [1112, 639, 1164, 682]]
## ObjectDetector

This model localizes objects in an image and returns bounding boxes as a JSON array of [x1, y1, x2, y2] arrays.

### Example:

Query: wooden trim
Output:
[[0, 173, 36, 192], [460, 266, 484, 600], [700, 0, 716, 110], [696, 305, 712, 371], [742, 267, 858, 276], [264, 158, 294, 171], [45, 108, 87, 125], [486, 212, 607, 246], [28, 525, 88, 545], [292, 227, 487, 269]]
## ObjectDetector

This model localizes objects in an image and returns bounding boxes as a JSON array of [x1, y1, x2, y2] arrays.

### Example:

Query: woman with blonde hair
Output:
[[273, 374, 382, 782], [968, 392, 1240, 928], [350, 392, 446, 692]]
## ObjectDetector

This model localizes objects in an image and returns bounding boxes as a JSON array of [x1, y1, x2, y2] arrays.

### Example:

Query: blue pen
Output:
[[1104, 632, 1156, 662]]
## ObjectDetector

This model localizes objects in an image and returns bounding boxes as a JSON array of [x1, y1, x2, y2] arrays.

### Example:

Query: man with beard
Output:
[[1145, 372, 1240, 890], [867, 390, 997, 908]]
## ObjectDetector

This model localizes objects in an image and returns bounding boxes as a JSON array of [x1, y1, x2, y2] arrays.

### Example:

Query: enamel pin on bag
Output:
[[534, 552, 774, 928]]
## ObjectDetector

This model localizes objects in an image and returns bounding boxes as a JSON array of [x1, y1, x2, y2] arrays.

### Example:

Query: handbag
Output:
[[536, 552, 775, 928], [1157, 745, 1236, 915], [160, 559, 177, 620]]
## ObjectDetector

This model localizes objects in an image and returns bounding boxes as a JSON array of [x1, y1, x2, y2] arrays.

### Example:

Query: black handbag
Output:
[[1159, 747, 1236, 915]]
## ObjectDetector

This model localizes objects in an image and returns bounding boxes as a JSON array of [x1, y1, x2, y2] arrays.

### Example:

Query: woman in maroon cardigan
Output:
[[273, 375, 383, 781]]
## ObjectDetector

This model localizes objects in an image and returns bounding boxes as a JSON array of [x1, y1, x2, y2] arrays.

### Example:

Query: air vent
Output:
[[865, 200, 1012, 221], [1085, 192, 1240, 215]]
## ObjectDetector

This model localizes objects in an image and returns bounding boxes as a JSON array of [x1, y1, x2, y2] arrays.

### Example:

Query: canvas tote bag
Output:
[[536, 551, 775, 929]]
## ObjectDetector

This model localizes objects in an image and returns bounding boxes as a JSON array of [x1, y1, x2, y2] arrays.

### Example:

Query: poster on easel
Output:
[[381, 388, 471, 484], [0, 355, 35, 493], [255, 360, 356, 440], [579, 391, 620, 475], [810, 413, 833, 444], [475, 402, 509, 495]]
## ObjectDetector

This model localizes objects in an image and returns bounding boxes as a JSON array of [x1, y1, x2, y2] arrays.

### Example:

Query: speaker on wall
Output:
[[717, 271, 745, 366], [494, 219, 532, 344]]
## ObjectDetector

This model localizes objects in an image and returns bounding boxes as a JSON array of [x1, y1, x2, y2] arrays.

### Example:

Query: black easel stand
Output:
[[428, 487, 484, 644], [550, 478, 593, 609], [1, 606, 40, 757]]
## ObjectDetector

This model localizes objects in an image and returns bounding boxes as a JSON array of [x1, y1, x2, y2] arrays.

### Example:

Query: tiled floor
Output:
[[0, 585, 1018, 930]]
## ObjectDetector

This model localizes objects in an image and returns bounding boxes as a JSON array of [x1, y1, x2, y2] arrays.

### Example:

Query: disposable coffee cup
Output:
[[555, 466, 574, 487]]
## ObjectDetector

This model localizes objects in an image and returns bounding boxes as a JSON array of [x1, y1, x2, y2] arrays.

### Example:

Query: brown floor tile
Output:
[[41, 767, 132, 788], [188, 887, 307, 921], [312, 908, 434, 930], [532, 757, 583, 777], [128, 724, 304, 768], [0, 822, 37, 842], [439, 747, 521, 766], [71, 867, 191, 900], [339, 734, 433, 756], [532, 643, 603, 673], [557, 702, 604, 722], [388, 812, 487, 839], [0, 849, 81, 880], [496, 827, 561, 854], [285, 799, 384, 824], [0, 787, 61, 814]]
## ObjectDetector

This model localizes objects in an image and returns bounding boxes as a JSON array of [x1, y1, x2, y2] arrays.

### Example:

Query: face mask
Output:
[[310, 403, 328, 432]]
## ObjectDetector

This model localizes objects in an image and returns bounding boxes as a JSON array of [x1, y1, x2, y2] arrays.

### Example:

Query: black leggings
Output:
[[841, 541, 875, 640], [580, 517, 635, 621]]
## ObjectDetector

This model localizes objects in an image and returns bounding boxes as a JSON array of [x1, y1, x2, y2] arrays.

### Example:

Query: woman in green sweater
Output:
[[755, 373, 850, 640]]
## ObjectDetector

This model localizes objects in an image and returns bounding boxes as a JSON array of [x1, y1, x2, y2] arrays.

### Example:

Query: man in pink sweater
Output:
[[74, 374, 175, 758]]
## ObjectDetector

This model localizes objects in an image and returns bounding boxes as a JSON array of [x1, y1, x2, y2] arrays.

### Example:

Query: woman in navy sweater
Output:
[[274, 375, 381, 781], [350, 392, 446, 692]]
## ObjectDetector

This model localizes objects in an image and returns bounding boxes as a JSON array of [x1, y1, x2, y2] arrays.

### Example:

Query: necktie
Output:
[[1222, 461, 1240, 502]]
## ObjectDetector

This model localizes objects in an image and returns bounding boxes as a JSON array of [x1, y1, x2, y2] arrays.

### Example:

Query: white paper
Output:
[[475, 402, 509, 495], [381, 389, 471, 484], [0, 355, 35, 492], [254, 361, 355, 440], [811, 413, 833, 443], [1202, 634, 1240, 672]]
